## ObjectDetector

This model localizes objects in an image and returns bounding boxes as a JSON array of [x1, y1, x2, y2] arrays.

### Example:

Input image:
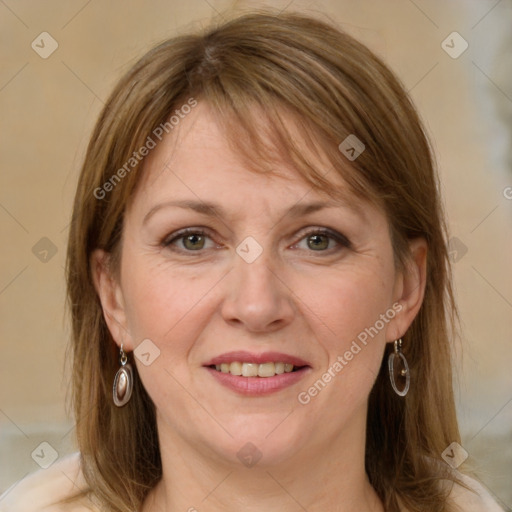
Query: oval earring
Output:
[[113, 344, 133, 407], [388, 338, 410, 397]]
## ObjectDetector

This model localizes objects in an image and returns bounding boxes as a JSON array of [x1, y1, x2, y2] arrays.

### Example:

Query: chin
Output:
[[208, 419, 307, 468]]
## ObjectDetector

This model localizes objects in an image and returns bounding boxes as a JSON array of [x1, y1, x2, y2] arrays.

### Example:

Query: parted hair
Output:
[[66, 10, 475, 512]]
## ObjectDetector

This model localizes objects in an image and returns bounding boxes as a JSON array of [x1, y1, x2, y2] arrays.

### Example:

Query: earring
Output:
[[113, 344, 133, 407], [388, 338, 410, 397]]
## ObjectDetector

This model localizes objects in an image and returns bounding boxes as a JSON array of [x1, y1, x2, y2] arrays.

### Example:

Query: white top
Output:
[[0, 452, 507, 512]]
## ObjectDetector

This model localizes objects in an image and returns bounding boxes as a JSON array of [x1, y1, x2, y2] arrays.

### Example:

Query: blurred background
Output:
[[0, 0, 511, 507]]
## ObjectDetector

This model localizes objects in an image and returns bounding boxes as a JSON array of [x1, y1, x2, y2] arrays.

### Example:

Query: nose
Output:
[[220, 250, 295, 333]]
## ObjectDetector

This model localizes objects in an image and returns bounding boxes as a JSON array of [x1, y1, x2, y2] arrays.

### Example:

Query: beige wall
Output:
[[1, 0, 511, 506]]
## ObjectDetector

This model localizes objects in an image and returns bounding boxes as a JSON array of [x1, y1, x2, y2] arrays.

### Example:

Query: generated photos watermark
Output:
[[297, 302, 403, 405], [93, 97, 198, 200]]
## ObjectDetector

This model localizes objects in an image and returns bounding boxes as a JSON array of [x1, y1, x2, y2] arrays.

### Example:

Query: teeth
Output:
[[229, 361, 242, 375], [242, 363, 259, 377], [213, 362, 298, 377], [258, 362, 275, 377]]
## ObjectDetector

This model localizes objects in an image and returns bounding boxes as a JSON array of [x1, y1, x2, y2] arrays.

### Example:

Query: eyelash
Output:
[[161, 227, 351, 255]]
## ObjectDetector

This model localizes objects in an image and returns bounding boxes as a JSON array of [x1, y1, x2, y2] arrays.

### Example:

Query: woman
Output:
[[1, 10, 506, 512]]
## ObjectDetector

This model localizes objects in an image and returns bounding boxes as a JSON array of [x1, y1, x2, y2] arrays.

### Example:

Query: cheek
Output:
[[120, 256, 222, 405], [297, 262, 394, 350], [121, 252, 220, 344], [293, 260, 395, 405]]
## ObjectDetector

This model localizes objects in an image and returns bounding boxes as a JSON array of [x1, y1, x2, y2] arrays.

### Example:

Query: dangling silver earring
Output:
[[388, 338, 410, 397], [113, 344, 133, 407]]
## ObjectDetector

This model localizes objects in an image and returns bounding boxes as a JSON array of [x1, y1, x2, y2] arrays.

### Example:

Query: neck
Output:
[[142, 407, 384, 512]]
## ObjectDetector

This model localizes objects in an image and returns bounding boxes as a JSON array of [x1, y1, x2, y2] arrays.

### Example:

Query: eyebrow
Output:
[[142, 198, 365, 225]]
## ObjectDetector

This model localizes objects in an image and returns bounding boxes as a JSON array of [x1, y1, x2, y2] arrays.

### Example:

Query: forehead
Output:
[[129, 101, 372, 221]]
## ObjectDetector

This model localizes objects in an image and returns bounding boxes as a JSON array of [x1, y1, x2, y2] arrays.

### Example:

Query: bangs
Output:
[[194, 89, 385, 214]]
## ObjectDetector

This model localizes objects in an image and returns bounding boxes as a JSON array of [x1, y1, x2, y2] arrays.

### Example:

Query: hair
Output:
[[65, 9, 477, 512]]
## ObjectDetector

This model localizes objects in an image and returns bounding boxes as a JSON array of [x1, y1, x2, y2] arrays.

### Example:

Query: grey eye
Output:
[[306, 233, 330, 250], [181, 233, 206, 250]]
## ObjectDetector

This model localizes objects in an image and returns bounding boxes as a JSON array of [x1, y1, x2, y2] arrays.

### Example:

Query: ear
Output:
[[90, 249, 134, 351], [386, 237, 428, 342]]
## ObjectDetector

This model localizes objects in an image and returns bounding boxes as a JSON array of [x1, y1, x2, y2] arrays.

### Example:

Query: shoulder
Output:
[[419, 455, 506, 512], [0, 452, 98, 512], [446, 470, 506, 512]]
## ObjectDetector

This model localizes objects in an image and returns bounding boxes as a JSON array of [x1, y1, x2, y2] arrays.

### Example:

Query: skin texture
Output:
[[92, 102, 427, 512]]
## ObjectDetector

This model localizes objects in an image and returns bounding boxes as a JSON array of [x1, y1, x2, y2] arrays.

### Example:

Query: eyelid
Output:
[[162, 226, 351, 253], [291, 226, 352, 251], [162, 227, 215, 248]]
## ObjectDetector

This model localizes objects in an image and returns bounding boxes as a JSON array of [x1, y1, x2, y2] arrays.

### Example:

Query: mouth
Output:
[[203, 351, 312, 396], [207, 361, 306, 378]]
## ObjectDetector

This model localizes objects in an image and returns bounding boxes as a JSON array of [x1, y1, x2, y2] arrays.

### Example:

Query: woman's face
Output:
[[95, 102, 424, 469]]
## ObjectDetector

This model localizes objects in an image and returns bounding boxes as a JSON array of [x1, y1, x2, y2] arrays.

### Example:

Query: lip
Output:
[[203, 351, 311, 367], [203, 351, 312, 396], [205, 366, 311, 396]]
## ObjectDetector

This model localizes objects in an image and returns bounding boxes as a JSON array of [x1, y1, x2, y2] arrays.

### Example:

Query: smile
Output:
[[205, 364, 310, 396], [203, 350, 311, 395], [210, 361, 301, 377]]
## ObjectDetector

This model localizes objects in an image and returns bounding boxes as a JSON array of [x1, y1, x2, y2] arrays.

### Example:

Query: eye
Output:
[[162, 227, 351, 255], [162, 228, 216, 252], [292, 228, 351, 253]]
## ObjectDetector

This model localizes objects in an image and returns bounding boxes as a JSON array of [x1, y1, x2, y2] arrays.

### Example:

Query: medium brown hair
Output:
[[66, 10, 475, 512]]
